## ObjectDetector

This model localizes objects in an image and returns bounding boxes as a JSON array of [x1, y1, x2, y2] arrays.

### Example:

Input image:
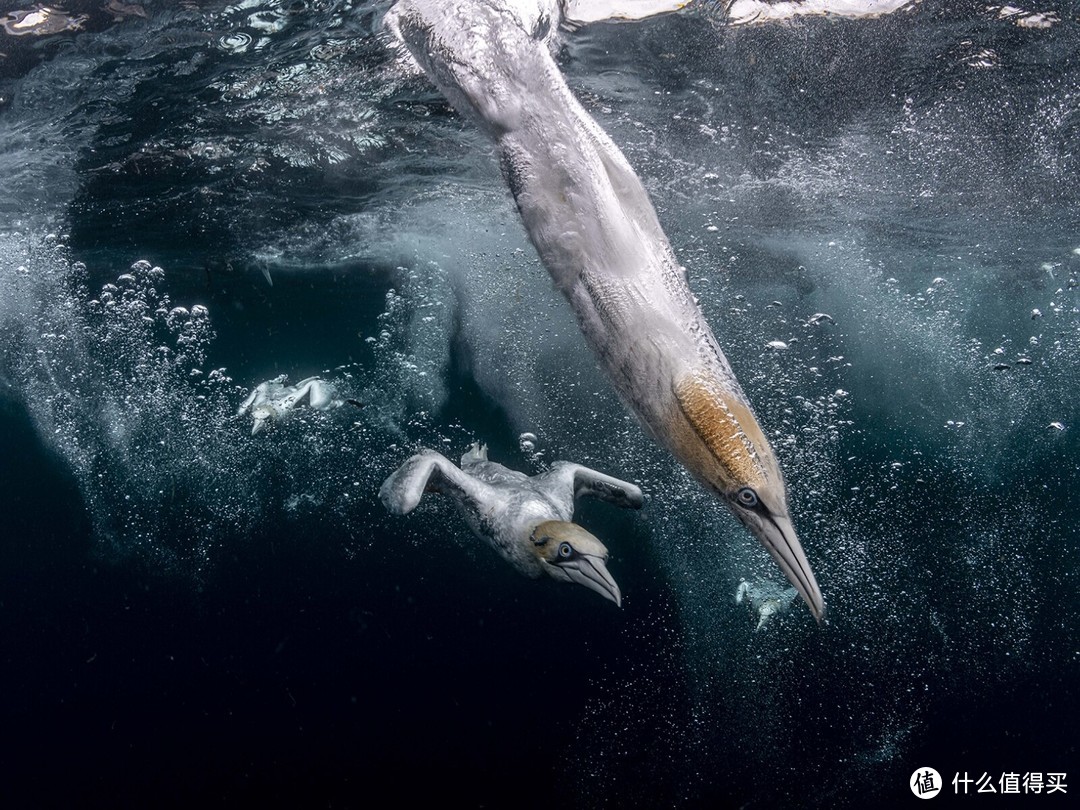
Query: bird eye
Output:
[[558, 542, 573, 558], [736, 487, 759, 508]]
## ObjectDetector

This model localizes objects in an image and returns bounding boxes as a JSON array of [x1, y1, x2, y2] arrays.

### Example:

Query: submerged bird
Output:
[[386, 0, 825, 619], [736, 578, 799, 631], [379, 443, 643, 605], [237, 375, 354, 434]]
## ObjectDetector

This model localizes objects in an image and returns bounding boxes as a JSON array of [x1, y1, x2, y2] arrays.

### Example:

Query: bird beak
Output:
[[251, 418, 266, 435], [753, 514, 825, 622], [560, 554, 622, 607]]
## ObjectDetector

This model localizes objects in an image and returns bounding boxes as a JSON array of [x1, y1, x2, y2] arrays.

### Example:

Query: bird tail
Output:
[[462, 442, 488, 465]]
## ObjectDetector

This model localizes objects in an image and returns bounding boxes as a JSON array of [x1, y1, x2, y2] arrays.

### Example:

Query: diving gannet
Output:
[[238, 375, 353, 434], [385, 0, 825, 620], [380, 443, 643, 605], [736, 578, 799, 631]]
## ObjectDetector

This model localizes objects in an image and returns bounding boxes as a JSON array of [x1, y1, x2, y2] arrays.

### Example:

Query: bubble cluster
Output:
[[1, 234, 419, 576]]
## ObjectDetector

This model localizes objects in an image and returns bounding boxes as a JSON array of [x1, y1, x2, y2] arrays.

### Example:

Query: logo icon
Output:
[[911, 767, 942, 799]]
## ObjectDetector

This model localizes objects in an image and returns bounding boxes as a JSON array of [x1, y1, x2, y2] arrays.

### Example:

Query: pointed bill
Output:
[[560, 554, 622, 607], [753, 515, 825, 621]]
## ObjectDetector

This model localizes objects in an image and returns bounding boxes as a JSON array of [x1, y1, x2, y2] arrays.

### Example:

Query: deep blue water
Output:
[[2, 1, 1079, 807]]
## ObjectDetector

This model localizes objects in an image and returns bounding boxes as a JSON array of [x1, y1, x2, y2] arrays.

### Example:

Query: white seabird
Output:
[[380, 443, 643, 605], [237, 375, 352, 434], [385, 0, 833, 620]]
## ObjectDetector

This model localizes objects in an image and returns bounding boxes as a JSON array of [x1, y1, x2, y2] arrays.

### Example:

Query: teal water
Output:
[[1, 1, 1078, 806]]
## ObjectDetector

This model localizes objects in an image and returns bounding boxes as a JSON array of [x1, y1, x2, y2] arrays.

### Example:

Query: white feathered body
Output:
[[388, 0, 779, 500], [455, 450, 575, 578], [382, 0, 826, 621]]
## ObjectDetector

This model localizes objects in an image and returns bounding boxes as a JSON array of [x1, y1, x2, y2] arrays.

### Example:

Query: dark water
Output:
[[1, 1, 1078, 806]]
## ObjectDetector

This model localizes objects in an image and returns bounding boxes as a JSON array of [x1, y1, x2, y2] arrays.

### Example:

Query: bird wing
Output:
[[543, 462, 644, 510], [283, 377, 321, 406], [379, 451, 494, 516]]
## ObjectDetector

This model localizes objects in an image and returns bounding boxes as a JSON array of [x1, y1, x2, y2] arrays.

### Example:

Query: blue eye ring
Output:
[[558, 542, 573, 558], [736, 487, 759, 508]]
